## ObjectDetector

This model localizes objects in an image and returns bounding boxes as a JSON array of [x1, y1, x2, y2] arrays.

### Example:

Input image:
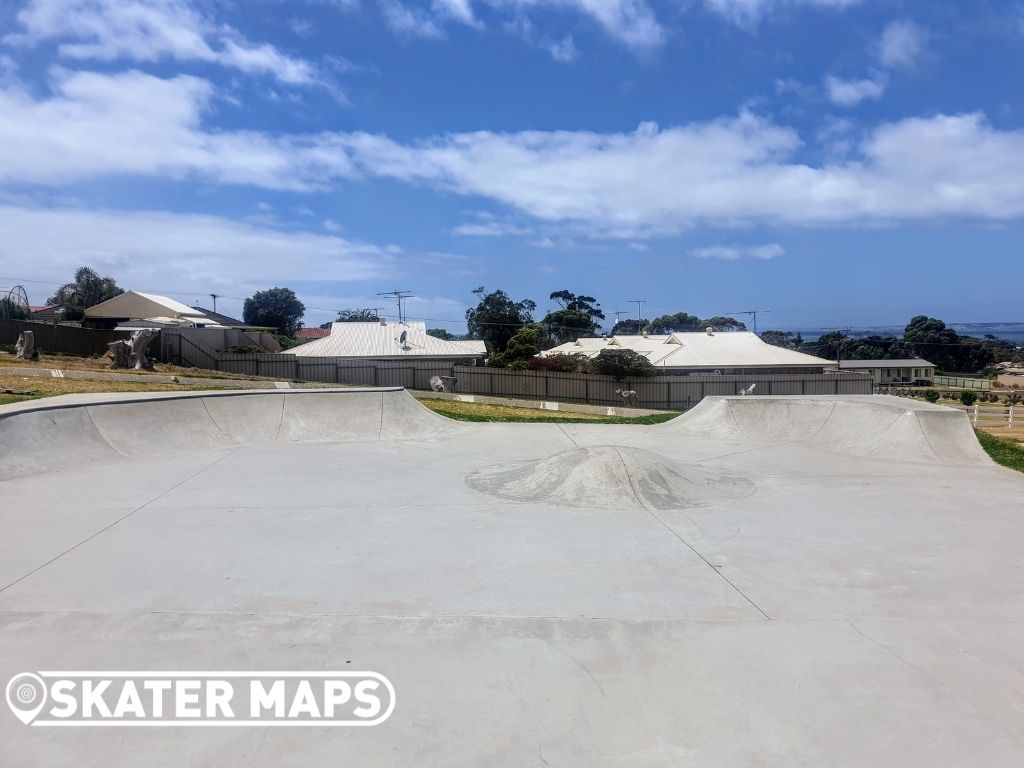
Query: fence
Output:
[[933, 375, 991, 390], [947, 403, 1018, 431], [0, 320, 132, 357], [165, 344, 872, 410]]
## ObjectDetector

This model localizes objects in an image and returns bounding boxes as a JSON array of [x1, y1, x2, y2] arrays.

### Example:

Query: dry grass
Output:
[[0, 374, 230, 400], [0, 351, 265, 381]]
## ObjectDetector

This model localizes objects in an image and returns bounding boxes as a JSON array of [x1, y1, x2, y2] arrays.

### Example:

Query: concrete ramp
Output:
[[0, 388, 459, 480], [670, 395, 989, 466]]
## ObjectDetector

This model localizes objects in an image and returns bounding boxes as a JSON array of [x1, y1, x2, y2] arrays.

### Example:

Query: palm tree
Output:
[[47, 267, 124, 321]]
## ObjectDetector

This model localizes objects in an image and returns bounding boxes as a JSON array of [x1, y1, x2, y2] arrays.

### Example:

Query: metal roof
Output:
[[541, 331, 834, 369], [286, 321, 487, 358], [838, 359, 934, 368]]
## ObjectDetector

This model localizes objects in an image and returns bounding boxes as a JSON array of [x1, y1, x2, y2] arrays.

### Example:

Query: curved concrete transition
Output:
[[0, 388, 461, 481], [671, 394, 989, 465], [3, 390, 1024, 767], [467, 446, 754, 509]]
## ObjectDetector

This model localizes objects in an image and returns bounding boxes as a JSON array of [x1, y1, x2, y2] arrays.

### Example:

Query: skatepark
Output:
[[2, 388, 1023, 765]]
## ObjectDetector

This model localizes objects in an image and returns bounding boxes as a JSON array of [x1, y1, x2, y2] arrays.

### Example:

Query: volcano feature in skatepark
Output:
[[1, 388, 1022, 766]]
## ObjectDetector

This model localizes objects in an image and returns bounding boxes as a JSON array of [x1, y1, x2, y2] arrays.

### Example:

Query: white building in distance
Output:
[[540, 329, 835, 374]]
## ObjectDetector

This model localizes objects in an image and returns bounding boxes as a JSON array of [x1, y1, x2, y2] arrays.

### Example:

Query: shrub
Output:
[[508, 359, 527, 371], [526, 352, 590, 373], [226, 344, 264, 354], [590, 349, 654, 381], [959, 390, 978, 406], [923, 389, 940, 403]]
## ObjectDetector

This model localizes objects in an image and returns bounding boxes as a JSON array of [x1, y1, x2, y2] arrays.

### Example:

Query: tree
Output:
[[336, 309, 380, 322], [426, 328, 455, 340], [47, 266, 123, 321], [590, 349, 654, 380], [610, 318, 649, 335], [703, 316, 747, 332], [0, 297, 29, 320], [465, 287, 536, 354], [903, 316, 993, 373], [760, 330, 803, 350], [644, 312, 704, 334], [489, 323, 549, 368], [543, 290, 605, 344], [243, 287, 305, 336]]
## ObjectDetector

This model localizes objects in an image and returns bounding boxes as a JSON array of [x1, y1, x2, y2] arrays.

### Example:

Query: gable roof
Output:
[[85, 291, 210, 322], [542, 331, 833, 369], [286, 321, 487, 358]]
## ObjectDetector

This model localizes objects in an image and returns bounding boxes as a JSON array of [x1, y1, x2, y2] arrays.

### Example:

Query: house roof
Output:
[[541, 331, 834, 369], [838, 358, 934, 369], [85, 291, 211, 322], [190, 306, 247, 327], [286, 321, 487, 358], [295, 327, 330, 340]]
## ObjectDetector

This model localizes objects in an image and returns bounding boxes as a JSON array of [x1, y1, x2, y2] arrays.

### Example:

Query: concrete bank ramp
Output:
[[0, 388, 458, 480], [671, 395, 989, 466]]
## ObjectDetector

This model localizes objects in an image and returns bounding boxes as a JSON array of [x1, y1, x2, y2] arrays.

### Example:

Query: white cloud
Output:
[[381, 0, 664, 50], [691, 243, 784, 260], [452, 220, 533, 236], [704, 0, 861, 27], [5, 0, 321, 86], [825, 73, 887, 107], [0, 69, 355, 190], [0, 205, 397, 305], [6, 70, 1024, 234], [878, 19, 927, 69], [336, 112, 1024, 232]]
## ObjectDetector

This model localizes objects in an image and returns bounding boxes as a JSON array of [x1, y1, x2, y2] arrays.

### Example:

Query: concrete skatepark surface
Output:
[[1, 388, 1022, 766]]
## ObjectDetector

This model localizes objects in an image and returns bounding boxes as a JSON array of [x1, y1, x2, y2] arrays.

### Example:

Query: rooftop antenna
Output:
[[377, 290, 414, 323], [628, 299, 645, 330], [725, 309, 770, 335]]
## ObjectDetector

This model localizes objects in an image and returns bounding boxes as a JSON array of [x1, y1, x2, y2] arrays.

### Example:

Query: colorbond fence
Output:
[[0, 320, 132, 357], [170, 345, 871, 410]]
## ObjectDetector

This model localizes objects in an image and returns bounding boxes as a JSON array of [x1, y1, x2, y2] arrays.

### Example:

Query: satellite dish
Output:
[[399, 330, 408, 344], [739, 383, 757, 396]]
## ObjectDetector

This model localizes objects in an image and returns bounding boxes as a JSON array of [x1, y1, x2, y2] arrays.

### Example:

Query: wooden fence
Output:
[[0, 320, 132, 357]]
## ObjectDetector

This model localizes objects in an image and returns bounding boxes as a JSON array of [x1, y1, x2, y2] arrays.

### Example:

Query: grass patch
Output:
[[975, 429, 1024, 473], [0, 374, 231, 400], [418, 398, 679, 424]]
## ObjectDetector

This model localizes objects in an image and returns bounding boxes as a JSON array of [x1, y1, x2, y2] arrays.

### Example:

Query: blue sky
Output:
[[0, 0, 1022, 332]]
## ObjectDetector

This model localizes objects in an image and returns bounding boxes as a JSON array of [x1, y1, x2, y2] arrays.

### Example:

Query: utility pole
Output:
[[610, 311, 629, 334], [209, 294, 219, 313], [628, 299, 645, 331]]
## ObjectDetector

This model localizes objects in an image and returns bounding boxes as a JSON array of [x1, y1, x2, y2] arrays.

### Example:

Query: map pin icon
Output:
[[6, 673, 48, 725]]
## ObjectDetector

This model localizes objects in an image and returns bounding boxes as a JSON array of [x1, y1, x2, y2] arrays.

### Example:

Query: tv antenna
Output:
[[628, 299, 645, 328], [377, 290, 414, 323], [725, 309, 770, 334]]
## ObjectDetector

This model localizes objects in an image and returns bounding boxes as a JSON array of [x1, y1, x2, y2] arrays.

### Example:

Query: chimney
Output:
[[706, 327, 714, 336], [379, 317, 387, 326]]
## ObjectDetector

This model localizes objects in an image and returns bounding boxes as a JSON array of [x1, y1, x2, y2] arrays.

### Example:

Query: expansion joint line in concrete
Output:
[[611, 447, 773, 622], [0, 449, 240, 596]]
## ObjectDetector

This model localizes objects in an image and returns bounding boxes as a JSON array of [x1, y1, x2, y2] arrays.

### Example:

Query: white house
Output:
[[83, 291, 248, 329], [540, 329, 835, 374], [838, 359, 935, 384], [286, 320, 487, 361]]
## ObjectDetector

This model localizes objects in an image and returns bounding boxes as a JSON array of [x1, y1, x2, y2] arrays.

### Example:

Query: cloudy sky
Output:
[[0, 0, 1022, 331]]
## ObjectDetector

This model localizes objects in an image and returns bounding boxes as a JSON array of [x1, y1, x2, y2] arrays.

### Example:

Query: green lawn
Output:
[[975, 429, 1024, 473], [419, 398, 679, 424]]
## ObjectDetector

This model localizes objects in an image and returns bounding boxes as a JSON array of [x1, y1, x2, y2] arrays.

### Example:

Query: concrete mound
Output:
[[668, 395, 989, 465], [467, 446, 755, 510], [0, 388, 459, 480]]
